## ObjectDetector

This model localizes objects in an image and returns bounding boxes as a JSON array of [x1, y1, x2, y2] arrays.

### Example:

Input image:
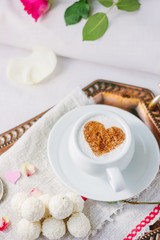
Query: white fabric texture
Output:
[[0, 88, 124, 240], [0, 0, 160, 76]]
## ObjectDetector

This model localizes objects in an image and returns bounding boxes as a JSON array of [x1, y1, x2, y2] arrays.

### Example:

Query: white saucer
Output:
[[47, 105, 160, 201]]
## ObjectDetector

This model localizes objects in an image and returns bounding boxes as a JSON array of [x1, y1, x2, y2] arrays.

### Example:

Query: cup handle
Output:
[[106, 167, 126, 192]]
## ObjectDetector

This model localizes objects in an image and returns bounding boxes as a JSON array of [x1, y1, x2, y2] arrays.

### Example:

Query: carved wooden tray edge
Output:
[[1, 79, 160, 154]]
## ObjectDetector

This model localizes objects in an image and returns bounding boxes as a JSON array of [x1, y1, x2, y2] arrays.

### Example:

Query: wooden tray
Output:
[[0, 79, 160, 239]]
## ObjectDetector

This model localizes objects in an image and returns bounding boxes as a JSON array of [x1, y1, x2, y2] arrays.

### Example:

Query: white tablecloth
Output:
[[1, 0, 160, 76]]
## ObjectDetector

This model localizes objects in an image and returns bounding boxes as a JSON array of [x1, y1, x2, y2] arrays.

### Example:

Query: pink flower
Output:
[[0, 217, 10, 231], [81, 196, 87, 201], [20, 0, 51, 22], [21, 162, 36, 177], [30, 188, 43, 197]]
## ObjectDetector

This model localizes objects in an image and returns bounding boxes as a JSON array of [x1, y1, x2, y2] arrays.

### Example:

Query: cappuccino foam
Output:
[[78, 115, 126, 161]]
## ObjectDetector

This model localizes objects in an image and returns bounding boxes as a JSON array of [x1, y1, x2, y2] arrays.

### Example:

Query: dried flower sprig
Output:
[[108, 200, 160, 205]]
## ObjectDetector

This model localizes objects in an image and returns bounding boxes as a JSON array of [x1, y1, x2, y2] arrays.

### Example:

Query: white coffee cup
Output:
[[69, 110, 135, 192]]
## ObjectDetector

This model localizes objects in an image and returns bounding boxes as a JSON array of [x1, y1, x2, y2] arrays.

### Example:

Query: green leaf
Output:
[[48, 0, 52, 7], [116, 0, 140, 12], [97, 0, 113, 7], [83, 13, 109, 41], [64, 0, 90, 26]]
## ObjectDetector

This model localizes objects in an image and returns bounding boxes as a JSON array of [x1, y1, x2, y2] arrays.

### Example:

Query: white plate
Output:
[[47, 105, 160, 201]]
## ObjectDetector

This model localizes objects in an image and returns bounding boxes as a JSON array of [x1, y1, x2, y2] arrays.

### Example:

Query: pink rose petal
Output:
[[81, 196, 88, 201], [5, 171, 21, 184], [20, 0, 51, 22], [30, 188, 43, 197], [22, 162, 35, 177], [0, 217, 10, 231]]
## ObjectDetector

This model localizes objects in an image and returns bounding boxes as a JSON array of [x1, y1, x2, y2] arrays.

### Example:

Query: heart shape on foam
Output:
[[5, 171, 21, 184], [83, 121, 125, 156]]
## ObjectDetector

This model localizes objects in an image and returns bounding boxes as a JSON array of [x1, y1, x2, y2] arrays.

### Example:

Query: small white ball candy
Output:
[[17, 219, 41, 240], [38, 194, 51, 218], [66, 192, 84, 213], [49, 195, 73, 220], [42, 217, 66, 240], [11, 192, 29, 215], [67, 213, 91, 238], [21, 197, 45, 222]]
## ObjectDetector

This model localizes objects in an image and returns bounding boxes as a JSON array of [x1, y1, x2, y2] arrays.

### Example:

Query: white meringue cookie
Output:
[[11, 192, 29, 216], [17, 219, 41, 240], [65, 192, 84, 213], [67, 213, 91, 238], [42, 217, 66, 240], [21, 197, 45, 222], [49, 195, 73, 220]]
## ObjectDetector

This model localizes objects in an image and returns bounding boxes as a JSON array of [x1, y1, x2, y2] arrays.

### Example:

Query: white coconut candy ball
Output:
[[67, 212, 91, 238], [49, 195, 73, 219], [42, 217, 66, 240], [38, 194, 51, 218], [17, 219, 41, 240], [21, 197, 45, 222], [66, 192, 84, 213], [11, 192, 29, 215]]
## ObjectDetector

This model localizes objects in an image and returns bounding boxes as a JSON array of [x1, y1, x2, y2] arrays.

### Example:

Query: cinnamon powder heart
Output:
[[83, 121, 125, 156]]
